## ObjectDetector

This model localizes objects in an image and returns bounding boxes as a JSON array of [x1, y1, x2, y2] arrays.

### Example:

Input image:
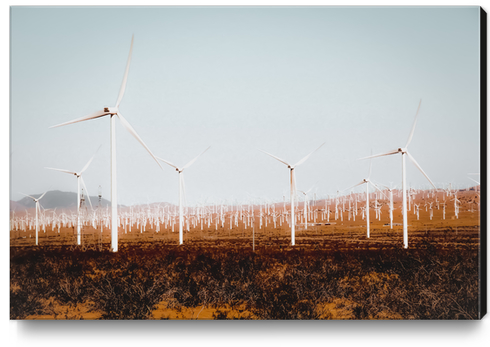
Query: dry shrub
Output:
[[10, 241, 479, 320]]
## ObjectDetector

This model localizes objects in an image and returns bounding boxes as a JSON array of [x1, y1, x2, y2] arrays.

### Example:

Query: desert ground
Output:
[[10, 188, 482, 319]]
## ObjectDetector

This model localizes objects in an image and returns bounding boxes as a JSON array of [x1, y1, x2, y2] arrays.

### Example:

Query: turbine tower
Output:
[[260, 143, 324, 246], [361, 100, 436, 248], [50, 36, 163, 252]]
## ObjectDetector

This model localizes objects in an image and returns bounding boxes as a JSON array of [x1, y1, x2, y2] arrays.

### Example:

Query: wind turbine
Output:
[[156, 147, 210, 245], [298, 188, 313, 231], [345, 156, 384, 238], [45, 147, 99, 245], [299, 181, 320, 230], [50, 36, 163, 253], [468, 177, 480, 193], [259, 142, 325, 246], [360, 100, 437, 248], [380, 183, 397, 229], [20, 190, 49, 246]]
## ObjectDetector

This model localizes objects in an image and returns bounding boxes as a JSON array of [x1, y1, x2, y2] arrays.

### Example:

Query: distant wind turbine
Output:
[[360, 100, 437, 248], [50, 36, 163, 253], [345, 155, 384, 238], [260, 142, 325, 246], [45, 146, 100, 245], [468, 177, 480, 193], [299, 181, 320, 230], [20, 190, 49, 246], [156, 147, 210, 245], [380, 183, 397, 229]]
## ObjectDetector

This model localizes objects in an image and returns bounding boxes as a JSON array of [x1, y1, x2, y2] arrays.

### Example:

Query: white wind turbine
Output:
[[468, 177, 480, 193], [380, 183, 397, 229], [50, 36, 163, 253], [20, 190, 49, 246], [298, 181, 320, 230], [156, 147, 210, 245], [360, 100, 437, 249], [298, 188, 313, 231], [260, 142, 325, 246], [345, 157, 384, 238], [45, 147, 99, 245]]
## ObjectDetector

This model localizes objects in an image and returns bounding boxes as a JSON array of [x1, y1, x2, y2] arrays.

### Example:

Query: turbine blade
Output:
[[19, 193, 36, 201], [405, 99, 422, 148], [259, 149, 291, 167], [376, 181, 390, 190], [345, 180, 366, 192], [116, 35, 134, 108], [368, 150, 373, 179], [80, 177, 93, 210], [468, 177, 480, 185], [359, 149, 399, 160], [156, 156, 179, 170], [50, 110, 108, 129], [45, 167, 77, 175], [117, 112, 164, 171], [406, 151, 437, 190], [38, 190, 49, 200], [369, 182, 387, 198], [80, 145, 101, 174], [294, 142, 325, 167], [305, 179, 321, 194], [182, 146, 211, 170]]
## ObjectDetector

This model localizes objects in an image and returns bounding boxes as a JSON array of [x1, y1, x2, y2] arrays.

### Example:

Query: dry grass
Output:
[[10, 234, 480, 320]]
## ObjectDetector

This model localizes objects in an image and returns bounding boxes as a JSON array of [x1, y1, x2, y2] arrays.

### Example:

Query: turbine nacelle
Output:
[[103, 107, 119, 115], [398, 147, 407, 154]]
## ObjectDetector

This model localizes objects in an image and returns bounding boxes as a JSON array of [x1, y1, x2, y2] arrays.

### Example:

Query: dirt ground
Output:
[[10, 189, 480, 250]]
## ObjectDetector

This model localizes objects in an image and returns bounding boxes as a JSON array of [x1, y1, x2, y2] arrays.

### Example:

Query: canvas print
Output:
[[10, 6, 484, 320]]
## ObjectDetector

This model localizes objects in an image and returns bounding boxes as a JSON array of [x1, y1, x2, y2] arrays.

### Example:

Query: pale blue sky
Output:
[[10, 6, 481, 205]]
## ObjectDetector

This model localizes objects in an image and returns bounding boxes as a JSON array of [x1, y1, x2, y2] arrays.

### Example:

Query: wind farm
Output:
[[10, 7, 482, 321]]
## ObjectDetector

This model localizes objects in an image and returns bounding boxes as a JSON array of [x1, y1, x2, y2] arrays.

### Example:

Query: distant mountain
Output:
[[10, 200, 25, 213], [12, 190, 113, 212]]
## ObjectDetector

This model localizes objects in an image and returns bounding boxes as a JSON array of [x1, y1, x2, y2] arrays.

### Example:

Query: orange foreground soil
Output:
[[23, 299, 360, 320]]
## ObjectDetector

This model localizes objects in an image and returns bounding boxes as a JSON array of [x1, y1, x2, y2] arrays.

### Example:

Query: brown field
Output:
[[10, 189, 482, 320]]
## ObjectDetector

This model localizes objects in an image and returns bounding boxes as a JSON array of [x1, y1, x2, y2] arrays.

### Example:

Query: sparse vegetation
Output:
[[10, 235, 480, 320]]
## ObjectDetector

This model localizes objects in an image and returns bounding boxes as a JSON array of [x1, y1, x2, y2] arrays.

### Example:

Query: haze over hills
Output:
[[10, 190, 177, 212], [11, 190, 112, 212], [10, 186, 478, 213]]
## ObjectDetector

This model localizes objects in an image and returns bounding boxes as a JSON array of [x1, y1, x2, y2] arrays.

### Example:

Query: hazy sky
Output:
[[10, 6, 481, 206]]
